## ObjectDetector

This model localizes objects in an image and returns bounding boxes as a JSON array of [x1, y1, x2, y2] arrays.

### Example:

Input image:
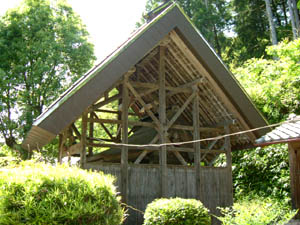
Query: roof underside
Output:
[[256, 116, 300, 146], [22, 4, 269, 150]]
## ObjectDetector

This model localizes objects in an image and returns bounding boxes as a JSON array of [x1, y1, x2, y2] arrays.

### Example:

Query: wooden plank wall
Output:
[[85, 163, 232, 225]]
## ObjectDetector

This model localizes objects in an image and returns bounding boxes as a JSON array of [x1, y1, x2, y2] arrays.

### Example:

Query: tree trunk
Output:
[[288, 0, 299, 39], [213, 24, 222, 56], [265, 0, 278, 45], [282, 0, 289, 26], [292, 0, 300, 36], [5, 136, 30, 160]]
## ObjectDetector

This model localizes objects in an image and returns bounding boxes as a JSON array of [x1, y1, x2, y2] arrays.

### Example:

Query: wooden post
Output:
[[121, 75, 129, 204], [159, 45, 167, 197], [88, 113, 94, 156], [225, 125, 233, 205], [193, 85, 201, 200], [58, 133, 63, 164], [225, 126, 232, 170], [117, 85, 122, 142], [80, 112, 88, 168], [288, 142, 300, 219]]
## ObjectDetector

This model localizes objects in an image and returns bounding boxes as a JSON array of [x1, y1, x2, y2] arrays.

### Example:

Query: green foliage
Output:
[[0, 0, 95, 153], [230, 39, 300, 202], [143, 198, 210, 225], [217, 197, 296, 225], [140, 0, 232, 57], [225, 0, 295, 66], [0, 157, 21, 167], [233, 39, 300, 123], [232, 145, 290, 201], [0, 161, 124, 225]]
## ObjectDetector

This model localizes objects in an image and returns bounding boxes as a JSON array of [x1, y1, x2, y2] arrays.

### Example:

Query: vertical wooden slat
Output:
[[159, 45, 167, 197], [193, 85, 201, 200], [121, 75, 129, 204], [88, 113, 94, 156], [81, 112, 88, 168], [288, 142, 300, 219]]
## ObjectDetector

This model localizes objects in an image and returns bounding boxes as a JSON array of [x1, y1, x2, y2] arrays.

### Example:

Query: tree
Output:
[[288, 0, 300, 39], [0, 0, 95, 158], [139, 0, 232, 58], [265, 0, 278, 45]]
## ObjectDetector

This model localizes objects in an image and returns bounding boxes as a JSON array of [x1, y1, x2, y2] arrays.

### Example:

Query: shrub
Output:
[[0, 161, 124, 225], [143, 198, 210, 225], [217, 197, 296, 225], [0, 157, 21, 168]]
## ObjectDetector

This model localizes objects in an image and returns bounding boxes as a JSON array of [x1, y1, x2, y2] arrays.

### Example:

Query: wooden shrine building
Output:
[[23, 3, 268, 224], [256, 115, 300, 219]]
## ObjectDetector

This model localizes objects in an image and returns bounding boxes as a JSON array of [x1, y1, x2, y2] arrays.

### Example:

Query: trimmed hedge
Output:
[[0, 161, 124, 225], [143, 198, 211, 225]]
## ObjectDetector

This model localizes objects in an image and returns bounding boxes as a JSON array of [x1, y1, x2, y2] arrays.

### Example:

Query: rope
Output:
[[98, 118, 300, 148]]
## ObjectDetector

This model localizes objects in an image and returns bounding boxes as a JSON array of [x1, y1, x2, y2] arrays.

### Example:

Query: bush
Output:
[[0, 157, 21, 168], [0, 161, 124, 225], [232, 145, 290, 202], [143, 198, 210, 225], [217, 197, 296, 225]]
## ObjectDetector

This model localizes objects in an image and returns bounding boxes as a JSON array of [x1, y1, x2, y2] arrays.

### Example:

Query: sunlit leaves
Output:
[[0, 0, 95, 147], [234, 39, 300, 123]]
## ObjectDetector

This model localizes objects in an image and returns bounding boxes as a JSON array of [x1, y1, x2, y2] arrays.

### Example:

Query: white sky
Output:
[[0, 0, 149, 61]]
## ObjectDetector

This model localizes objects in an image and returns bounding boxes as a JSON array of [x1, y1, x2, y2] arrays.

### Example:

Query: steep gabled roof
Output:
[[22, 3, 268, 150]]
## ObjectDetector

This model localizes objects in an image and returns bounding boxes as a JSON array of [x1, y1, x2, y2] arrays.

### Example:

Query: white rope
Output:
[[98, 118, 300, 148]]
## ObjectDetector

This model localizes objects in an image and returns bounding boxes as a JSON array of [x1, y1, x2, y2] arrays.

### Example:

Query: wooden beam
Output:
[[159, 45, 168, 197], [93, 109, 136, 116], [177, 77, 205, 89], [126, 82, 161, 129], [91, 112, 115, 141], [193, 86, 201, 200], [201, 139, 218, 161], [58, 134, 63, 164], [225, 126, 232, 169], [169, 30, 256, 141], [88, 118, 154, 128], [130, 81, 192, 93], [134, 135, 159, 164], [80, 112, 88, 168], [172, 151, 187, 165], [88, 113, 94, 156], [121, 75, 129, 204], [91, 93, 122, 111], [71, 124, 81, 139], [166, 92, 196, 130], [87, 117, 221, 134], [87, 142, 225, 154]]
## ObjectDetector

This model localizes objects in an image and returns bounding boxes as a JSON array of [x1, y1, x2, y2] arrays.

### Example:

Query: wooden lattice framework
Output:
[[57, 32, 237, 212]]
